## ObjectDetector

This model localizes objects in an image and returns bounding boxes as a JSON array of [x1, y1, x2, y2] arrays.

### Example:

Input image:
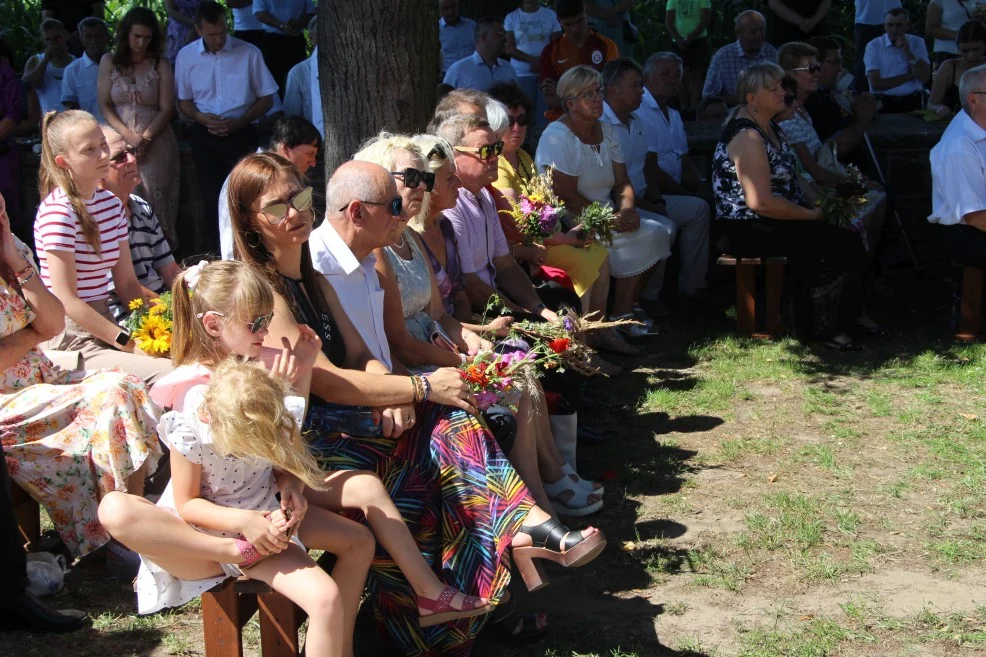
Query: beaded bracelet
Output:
[[421, 375, 431, 403], [410, 375, 424, 403], [16, 269, 36, 286]]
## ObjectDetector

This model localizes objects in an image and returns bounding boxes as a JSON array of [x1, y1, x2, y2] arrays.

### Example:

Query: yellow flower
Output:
[[128, 298, 144, 311], [133, 314, 171, 355], [148, 302, 166, 316]]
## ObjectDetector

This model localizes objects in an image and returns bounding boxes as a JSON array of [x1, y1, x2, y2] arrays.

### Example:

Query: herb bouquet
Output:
[[508, 310, 639, 376], [501, 166, 564, 244], [815, 164, 870, 229], [123, 293, 173, 356], [577, 202, 618, 246]]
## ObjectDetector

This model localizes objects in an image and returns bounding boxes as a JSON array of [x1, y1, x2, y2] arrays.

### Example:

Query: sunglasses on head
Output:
[[260, 186, 314, 223], [196, 310, 274, 334], [508, 113, 530, 127], [339, 196, 404, 216], [454, 141, 504, 160], [791, 63, 822, 74], [391, 167, 436, 192], [426, 143, 450, 161], [109, 146, 138, 164]]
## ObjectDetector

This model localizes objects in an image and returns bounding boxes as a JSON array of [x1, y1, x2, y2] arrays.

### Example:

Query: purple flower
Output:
[[500, 350, 531, 366], [520, 198, 535, 215], [539, 214, 558, 235], [475, 390, 499, 411], [562, 316, 575, 332]]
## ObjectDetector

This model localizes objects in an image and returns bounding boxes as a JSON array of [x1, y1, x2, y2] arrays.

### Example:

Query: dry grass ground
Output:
[[3, 268, 985, 657]]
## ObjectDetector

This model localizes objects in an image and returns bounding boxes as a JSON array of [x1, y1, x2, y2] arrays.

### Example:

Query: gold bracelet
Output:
[[410, 375, 423, 403]]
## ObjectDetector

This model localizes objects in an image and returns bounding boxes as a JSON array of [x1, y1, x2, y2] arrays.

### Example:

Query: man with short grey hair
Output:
[[929, 64, 986, 268], [700, 10, 777, 117]]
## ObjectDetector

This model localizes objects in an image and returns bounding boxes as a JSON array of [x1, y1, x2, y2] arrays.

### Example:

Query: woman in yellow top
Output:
[[489, 84, 631, 353]]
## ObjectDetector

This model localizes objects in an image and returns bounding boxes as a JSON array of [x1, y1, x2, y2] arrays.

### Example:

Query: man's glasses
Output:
[[508, 113, 530, 127], [791, 63, 822, 74], [196, 310, 275, 334], [339, 196, 404, 216], [454, 141, 504, 161], [109, 146, 138, 164], [784, 94, 796, 107], [260, 186, 314, 223], [391, 168, 436, 192]]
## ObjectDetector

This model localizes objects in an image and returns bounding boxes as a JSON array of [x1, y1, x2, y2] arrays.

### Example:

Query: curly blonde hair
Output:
[[205, 359, 326, 490]]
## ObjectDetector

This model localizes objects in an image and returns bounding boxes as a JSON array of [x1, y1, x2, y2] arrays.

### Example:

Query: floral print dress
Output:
[[0, 238, 162, 556]]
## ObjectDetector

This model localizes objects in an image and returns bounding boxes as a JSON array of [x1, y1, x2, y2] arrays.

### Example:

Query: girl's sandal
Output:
[[512, 518, 606, 592], [417, 586, 492, 628], [234, 538, 269, 569], [544, 477, 604, 517]]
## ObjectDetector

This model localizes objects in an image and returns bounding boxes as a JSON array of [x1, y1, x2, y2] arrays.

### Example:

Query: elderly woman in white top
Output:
[[535, 65, 674, 325]]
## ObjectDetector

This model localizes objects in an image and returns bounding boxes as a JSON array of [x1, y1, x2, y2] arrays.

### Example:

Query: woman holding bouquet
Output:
[[712, 62, 867, 348]]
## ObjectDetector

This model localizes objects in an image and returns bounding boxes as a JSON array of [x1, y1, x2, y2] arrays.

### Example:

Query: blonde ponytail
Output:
[[205, 359, 325, 490], [39, 110, 103, 255]]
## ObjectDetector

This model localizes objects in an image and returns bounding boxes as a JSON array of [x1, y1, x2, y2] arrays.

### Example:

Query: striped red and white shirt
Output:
[[34, 187, 128, 302]]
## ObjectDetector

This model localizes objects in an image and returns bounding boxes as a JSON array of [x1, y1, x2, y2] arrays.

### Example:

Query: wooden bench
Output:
[[202, 576, 306, 657], [717, 255, 787, 337], [956, 266, 983, 341]]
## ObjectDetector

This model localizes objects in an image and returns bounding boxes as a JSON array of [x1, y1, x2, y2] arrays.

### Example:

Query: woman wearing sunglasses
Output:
[[713, 62, 868, 350]]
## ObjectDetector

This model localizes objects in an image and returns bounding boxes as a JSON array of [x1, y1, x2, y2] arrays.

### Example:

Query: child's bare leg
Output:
[[244, 543, 347, 657], [509, 394, 553, 511], [295, 506, 374, 657], [97, 491, 237, 580], [307, 471, 488, 612]]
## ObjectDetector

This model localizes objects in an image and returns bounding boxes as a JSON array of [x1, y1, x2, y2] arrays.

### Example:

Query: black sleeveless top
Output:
[[943, 61, 961, 114], [279, 275, 346, 368]]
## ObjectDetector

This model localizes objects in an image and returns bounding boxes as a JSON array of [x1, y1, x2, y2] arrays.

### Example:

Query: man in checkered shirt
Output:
[[699, 10, 778, 119]]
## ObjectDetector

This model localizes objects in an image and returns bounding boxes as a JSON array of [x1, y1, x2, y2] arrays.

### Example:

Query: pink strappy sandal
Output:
[[417, 586, 492, 627]]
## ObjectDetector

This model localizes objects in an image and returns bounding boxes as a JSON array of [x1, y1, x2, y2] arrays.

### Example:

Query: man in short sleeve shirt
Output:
[[443, 17, 518, 92], [863, 7, 929, 113], [175, 1, 277, 254], [439, 0, 477, 74], [540, 0, 619, 121], [700, 10, 777, 118], [60, 17, 108, 121], [929, 64, 986, 269]]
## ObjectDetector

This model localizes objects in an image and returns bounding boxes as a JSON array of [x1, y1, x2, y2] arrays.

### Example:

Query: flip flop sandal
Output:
[[512, 518, 607, 591], [417, 585, 491, 627]]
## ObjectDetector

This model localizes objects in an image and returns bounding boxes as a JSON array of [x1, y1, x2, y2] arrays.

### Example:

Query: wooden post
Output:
[[202, 580, 246, 657], [957, 266, 983, 341], [736, 259, 757, 335], [258, 591, 304, 657]]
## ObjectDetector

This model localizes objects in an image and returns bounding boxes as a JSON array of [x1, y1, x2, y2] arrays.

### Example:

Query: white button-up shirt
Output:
[[174, 36, 278, 119], [252, 0, 315, 35], [440, 17, 477, 72], [443, 50, 518, 92], [637, 88, 689, 185], [601, 101, 651, 197], [929, 110, 986, 226], [309, 221, 393, 371], [863, 33, 929, 96], [232, 5, 264, 31], [61, 52, 103, 122], [284, 51, 314, 122]]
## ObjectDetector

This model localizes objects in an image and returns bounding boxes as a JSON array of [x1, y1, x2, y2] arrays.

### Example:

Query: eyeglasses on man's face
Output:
[[339, 196, 404, 217], [109, 146, 138, 165], [454, 141, 504, 161], [791, 63, 821, 74], [260, 186, 314, 224]]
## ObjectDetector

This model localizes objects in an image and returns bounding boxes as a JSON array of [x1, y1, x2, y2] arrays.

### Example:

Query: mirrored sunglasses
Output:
[[260, 186, 314, 223], [196, 310, 275, 334], [454, 141, 504, 160]]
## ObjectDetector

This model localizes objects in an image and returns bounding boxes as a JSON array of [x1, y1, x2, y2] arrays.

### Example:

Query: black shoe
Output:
[[0, 591, 88, 633]]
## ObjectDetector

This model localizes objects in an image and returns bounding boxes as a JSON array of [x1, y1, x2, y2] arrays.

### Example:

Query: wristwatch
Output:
[[115, 329, 132, 347]]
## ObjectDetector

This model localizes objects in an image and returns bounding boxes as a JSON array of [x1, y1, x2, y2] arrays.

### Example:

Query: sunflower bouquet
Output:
[[123, 293, 173, 356], [815, 164, 869, 229], [501, 167, 564, 244], [577, 201, 618, 246]]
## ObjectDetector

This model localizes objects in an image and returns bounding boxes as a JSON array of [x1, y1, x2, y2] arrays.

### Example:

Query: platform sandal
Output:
[[417, 586, 492, 627], [512, 518, 606, 592]]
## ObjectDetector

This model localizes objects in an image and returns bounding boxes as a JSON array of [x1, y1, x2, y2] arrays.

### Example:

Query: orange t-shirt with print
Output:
[[539, 29, 620, 120]]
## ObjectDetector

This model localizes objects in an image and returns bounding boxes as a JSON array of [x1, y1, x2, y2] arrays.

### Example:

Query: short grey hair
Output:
[[735, 9, 765, 29], [485, 98, 510, 136], [960, 63, 986, 111], [643, 51, 682, 79], [326, 167, 377, 217], [557, 65, 602, 110], [432, 114, 490, 148]]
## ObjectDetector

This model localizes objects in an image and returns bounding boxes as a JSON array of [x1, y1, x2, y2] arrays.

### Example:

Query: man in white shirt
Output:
[[443, 17, 519, 92], [253, 0, 314, 95], [283, 16, 318, 124], [853, 0, 901, 92], [929, 63, 986, 268], [23, 19, 75, 114], [228, 0, 265, 47], [602, 58, 709, 300], [175, 0, 277, 254], [60, 17, 107, 120], [863, 6, 929, 112], [439, 0, 477, 74]]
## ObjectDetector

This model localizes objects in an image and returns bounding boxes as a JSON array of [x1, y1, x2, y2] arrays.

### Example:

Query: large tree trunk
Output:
[[316, 1, 440, 175]]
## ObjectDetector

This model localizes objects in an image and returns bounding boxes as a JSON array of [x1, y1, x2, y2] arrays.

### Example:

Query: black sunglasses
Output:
[[508, 113, 530, 127], [426, 143, 450, 161], [791, 63, 822, 74], [391, 168, 436, 192], [339, 196, 403, 216], [109, 146, 138, 164]]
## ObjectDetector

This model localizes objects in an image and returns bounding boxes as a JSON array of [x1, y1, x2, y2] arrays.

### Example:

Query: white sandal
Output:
[[545, 476, 603, 517], [561, 462, 603, 495]]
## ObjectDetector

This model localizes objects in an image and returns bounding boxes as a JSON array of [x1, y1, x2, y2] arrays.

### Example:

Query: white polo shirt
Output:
[[174, 36, 278, 119], [439, 16, 477, 73], [863, 33, 928, 96], [309, 221, 393, 371], [601, 101, 650, 197], [252, 0, 315, 35], [61, 52, 103, 122], [636, 88, 689, 185], [443, 50, 518, 92], [929, 110, 986, 226], [855, 0, 902, 25]]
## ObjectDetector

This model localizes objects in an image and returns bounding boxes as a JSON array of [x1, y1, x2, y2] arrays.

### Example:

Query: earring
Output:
[[246, 230, 262, 248]]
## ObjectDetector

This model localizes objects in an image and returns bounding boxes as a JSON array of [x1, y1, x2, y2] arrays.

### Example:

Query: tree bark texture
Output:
[[316, 1, 440, 174]]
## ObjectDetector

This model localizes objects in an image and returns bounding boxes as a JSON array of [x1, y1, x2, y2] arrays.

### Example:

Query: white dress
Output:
[[135, 384, 305, 614], [535, 120, 673, 278]]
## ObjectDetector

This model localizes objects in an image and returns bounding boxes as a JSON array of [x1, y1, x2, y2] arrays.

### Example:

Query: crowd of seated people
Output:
[[3, 1, 986, 655]]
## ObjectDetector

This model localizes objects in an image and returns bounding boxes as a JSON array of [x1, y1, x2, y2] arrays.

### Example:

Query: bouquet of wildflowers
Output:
[[815, 164, 869, 229], [577, 202, 618, 245], [501, 167, 564, 244], [123, 293, 173, 356], [509, 310, 638, 376]]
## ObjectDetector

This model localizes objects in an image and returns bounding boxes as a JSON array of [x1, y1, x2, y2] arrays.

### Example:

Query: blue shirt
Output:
[[443, 50, 518, 92], [253, 0, 315, 35], [439, 17, 477, 73], [61, 52, 103, 121]]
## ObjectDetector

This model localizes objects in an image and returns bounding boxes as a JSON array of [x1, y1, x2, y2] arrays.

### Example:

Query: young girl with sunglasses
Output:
[[98, 260, 490, 655], [34, 109, 172, 384]]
